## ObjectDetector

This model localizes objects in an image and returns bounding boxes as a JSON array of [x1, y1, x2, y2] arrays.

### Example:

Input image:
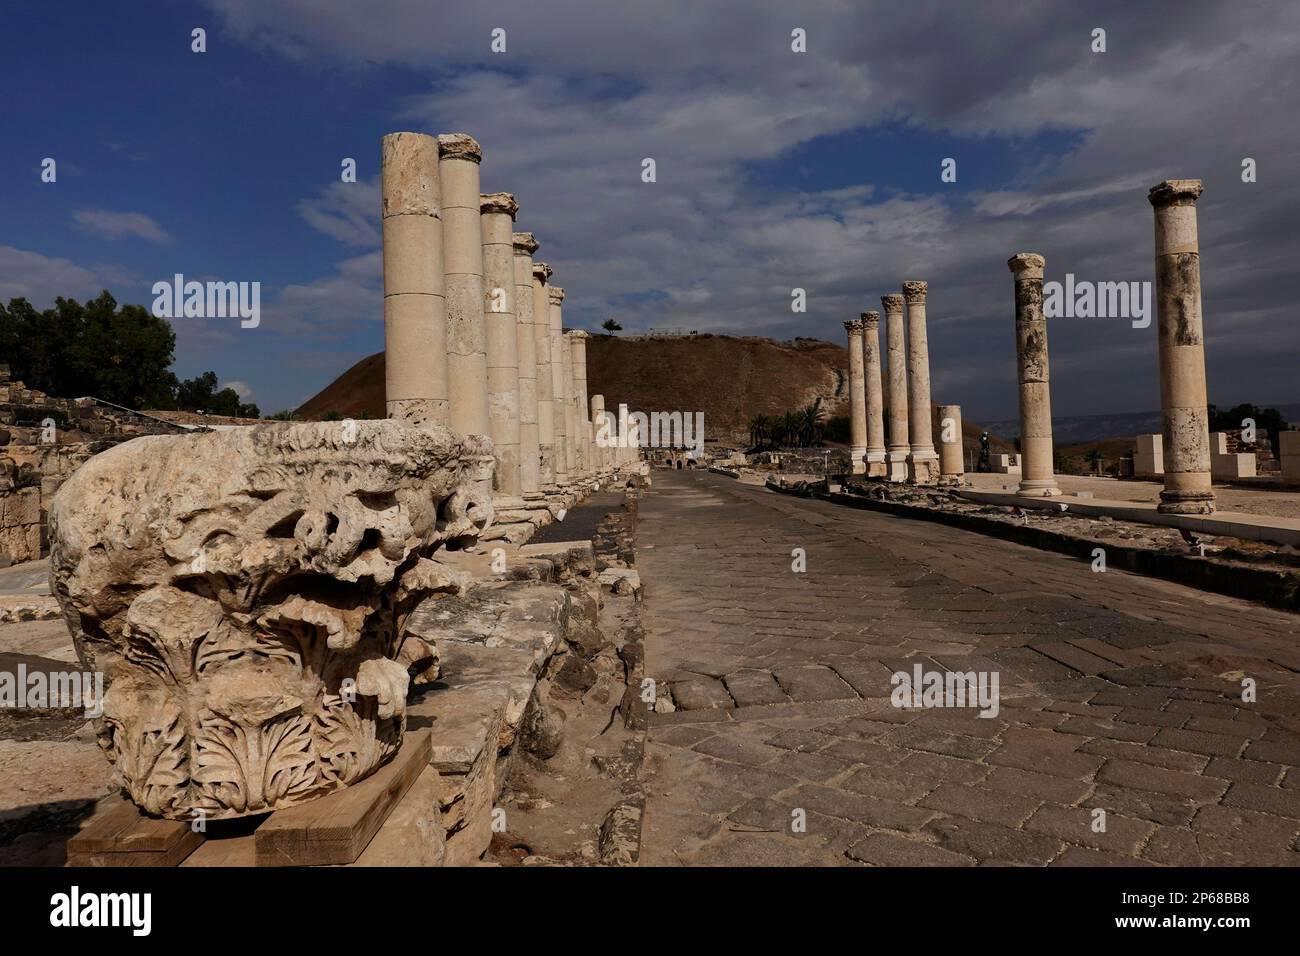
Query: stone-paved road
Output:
[[638, 470, 1300, 866]]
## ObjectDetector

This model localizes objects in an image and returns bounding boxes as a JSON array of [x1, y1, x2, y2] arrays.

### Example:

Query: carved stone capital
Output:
[[480, 192, 518, 218], [902, 280, 928, 303], [1008, 252, 1046, 279], [49, 420, 490, 820], [1148, 179, 1203, 208], [548, 286, 566, 304], [567, 329, 589, 340], [512, 231, 539, 255], [843, 317, 865, 334], [533, 261, 552, 282], [880, 294, 904, 314], [437, 132, 482, 163], [861, 310, 881, 329]]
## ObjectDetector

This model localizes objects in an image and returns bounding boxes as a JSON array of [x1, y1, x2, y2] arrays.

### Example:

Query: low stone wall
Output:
[[0, 365, 186, 565]]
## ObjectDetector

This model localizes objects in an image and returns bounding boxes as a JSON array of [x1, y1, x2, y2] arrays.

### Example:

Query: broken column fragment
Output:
[[936, 403, 964, 485]]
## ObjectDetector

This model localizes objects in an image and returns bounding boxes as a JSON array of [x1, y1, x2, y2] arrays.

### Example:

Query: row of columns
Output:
[[843, 180, 1213, 516], [381, 131, 631, 534], [843, 282, 949, 484], [1004, 179, 1213, 512]]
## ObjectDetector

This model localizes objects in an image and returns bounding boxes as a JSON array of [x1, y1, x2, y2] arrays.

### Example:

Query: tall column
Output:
[[438, 134, 488, 440], [561, 325, 579, 480], [881, 293, 909, 482], [591, 394, 608, 474], [481, 192, 521, 501], [1150, 179, 1215, 515], [381, 132, 446, 426], [532, 262, 556, 487], [935, 404, 964, 485], [512, 232, 542, 497], [903, 280, 939, 483], [1009, 253, 1061, 496], [843, 318, 867, 474], [862, 311, 888, 477], [548, 285, 570, 484], [569, 330, 592, 478]]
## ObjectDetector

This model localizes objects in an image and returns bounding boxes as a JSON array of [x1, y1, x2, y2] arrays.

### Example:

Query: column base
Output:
[[1017, 478, 1062, 497], [850, 445, 867, 475], [864, 449, 888, 478], [906, 449, 940, 485], [1157, 490, 1216, 515], [885, 450, 909, 483]]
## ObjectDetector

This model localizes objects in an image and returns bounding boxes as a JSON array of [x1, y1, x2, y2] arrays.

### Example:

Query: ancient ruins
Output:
[[9, 129, 646, 865]]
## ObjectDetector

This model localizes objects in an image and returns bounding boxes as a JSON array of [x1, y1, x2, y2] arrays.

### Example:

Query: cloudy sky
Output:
[[4, 1, 1298, 420]]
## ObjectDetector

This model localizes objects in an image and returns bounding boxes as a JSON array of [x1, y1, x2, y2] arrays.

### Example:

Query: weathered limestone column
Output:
[[381, 132, 446, 426], [881, 294, 909, 482], [591, 394, 608, 474], [1009, 253, 1061, 496], [561, 326, 579, 481], [843, 318, 868, 474], [481, 192, 521, 501], [902, 281, 940, 483], [1150, 179, 1215, 515], [532, 262, 556, 486], [438, 134, 489, 442], [936, 403, 964, 485], [548, 285, 571, 484], [569, 330, 592, 478], [512, 232, 542, 496], [861, 311, 888, 477]]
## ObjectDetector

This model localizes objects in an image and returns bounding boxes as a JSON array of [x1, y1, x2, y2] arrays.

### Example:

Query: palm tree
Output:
[[798, 398, 825, 446]]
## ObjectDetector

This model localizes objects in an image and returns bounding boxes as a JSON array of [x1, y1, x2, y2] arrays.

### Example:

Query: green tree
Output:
[[175, 371, 259, 418], [0, 291, 177, 407], [601, 318, 623, 334], [1208, 402, 1289, 453]]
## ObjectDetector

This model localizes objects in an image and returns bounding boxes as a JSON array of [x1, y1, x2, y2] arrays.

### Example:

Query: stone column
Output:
[[935, 404, 964, 485], [902, 281, 940, 483], [512, 232, 542, 497], [1009, 253, 1061, 496], [438, 134, 489, 441], [381, 132, 446, 426], [861, 311, 888, 477], [881, 294, 909, 482], [561, 325, 579, 481], [843, 318, 867, 475], [481, 193, 521, 501], [532, 262, 556, 486], [569, 329, 592, 478], [591, 394, 608, 474], [1150, 179, 1215, 515], [548, 285, 570, 484]]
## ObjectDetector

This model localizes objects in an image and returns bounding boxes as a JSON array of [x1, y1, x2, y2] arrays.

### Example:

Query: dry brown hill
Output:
[[298, 334, 852, 441], [297, 351, 386, 421], [296, 332, 1009, 449]]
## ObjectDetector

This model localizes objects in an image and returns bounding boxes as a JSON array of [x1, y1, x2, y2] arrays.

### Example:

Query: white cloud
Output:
[[71, 208, 172, 244], [0, 244, 108, 303], [202, 0, 1300, 418]]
